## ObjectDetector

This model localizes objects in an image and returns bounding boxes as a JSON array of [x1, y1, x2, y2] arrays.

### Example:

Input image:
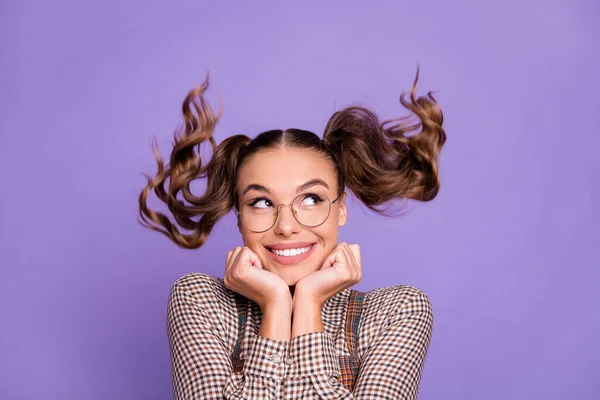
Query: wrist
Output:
[[292, 287, 324, 311], [262, 293, 293, 314], [291, 294, 324, 338], [260, 301, 292, 342]]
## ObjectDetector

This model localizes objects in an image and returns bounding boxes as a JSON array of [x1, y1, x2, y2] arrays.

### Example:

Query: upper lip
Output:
[[265, 242, 315, 250]]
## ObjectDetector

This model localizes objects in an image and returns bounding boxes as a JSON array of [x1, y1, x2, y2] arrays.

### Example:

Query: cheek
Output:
[[315, 218, 340, 247], [240, 229, 261, 249]]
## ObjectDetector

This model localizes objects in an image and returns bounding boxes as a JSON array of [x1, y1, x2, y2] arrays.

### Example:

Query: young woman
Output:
[[139, 69, 446, 399]]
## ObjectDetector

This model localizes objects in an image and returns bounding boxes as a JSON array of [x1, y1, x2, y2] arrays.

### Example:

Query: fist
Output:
[[295, 242, 362, 307], [224, 246, 291, 310]]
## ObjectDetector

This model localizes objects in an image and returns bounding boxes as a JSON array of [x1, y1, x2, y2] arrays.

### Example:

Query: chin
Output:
[[273, 268, 312, 287]]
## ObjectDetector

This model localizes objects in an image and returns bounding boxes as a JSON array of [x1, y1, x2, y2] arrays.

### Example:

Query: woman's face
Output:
[[235, 147, 347, 286]]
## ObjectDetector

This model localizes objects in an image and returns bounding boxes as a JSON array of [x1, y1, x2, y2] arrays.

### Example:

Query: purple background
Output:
[[1, 1, 599, 399]]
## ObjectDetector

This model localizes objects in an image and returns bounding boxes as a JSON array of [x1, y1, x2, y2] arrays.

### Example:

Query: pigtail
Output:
[[138, 76, 250, 249], [323, 67, 446, 213]]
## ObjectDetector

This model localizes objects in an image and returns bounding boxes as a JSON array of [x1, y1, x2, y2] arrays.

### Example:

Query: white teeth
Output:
[[271, 246, 312, 257]]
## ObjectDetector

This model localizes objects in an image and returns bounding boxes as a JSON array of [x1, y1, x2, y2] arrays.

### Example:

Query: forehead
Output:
[[237, 148, 337, 194]]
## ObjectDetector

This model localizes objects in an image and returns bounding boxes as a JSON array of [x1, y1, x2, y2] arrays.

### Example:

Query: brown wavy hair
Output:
[[138, 68, 447, 249]]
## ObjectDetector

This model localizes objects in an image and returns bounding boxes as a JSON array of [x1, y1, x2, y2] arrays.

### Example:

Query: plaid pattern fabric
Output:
[[167, 273, 433, 399], [231, 289, 364, 392], [337, 290, 364, 392]]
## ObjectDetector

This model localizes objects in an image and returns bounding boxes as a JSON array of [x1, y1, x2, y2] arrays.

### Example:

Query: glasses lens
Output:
[[292, 193, 331, 227], [239, 200, 277, 232]]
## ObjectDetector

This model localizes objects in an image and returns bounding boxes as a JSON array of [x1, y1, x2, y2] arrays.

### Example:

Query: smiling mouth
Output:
[[267, 245, 313, 257], [264, 244, 316, 265]]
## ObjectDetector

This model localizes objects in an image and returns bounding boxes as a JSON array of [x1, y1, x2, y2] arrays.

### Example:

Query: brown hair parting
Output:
[[138, 67, 446, 249]]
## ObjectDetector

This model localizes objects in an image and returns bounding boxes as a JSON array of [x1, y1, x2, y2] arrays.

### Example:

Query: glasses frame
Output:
[[234, 192, 344, 233]]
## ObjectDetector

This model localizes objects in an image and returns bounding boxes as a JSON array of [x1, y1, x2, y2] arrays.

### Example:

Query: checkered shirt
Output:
[[167, 273, 433, 399]]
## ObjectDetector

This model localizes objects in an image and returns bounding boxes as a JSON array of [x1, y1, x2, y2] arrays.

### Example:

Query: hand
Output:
[[294, 242, 362, 308], [224, 246, 292, 311]]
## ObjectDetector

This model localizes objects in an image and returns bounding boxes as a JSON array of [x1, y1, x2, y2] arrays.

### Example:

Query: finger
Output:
[[237, 246, 263, 270], [226, 250, 233, 269], [245, 247, 263, 269], [225, 249, 237, 272], [230, 246, 243, 268], [338, 243, 359, 282], [339, 242, 354, 267], [348, 244, 361, 268], [342, 245, 359, 278], [320, 245, 344, 270], [348, 244, 362, 282]]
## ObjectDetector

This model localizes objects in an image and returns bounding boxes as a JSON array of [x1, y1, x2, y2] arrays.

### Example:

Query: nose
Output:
[[273, 204, 301, 236]]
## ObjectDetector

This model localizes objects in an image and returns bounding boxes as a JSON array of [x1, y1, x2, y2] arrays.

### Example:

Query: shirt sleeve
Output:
[[283, 287, 434, 400], [352, 287, 434, 399], [167, 278, 290, 399], [286, 331, 350, 399]]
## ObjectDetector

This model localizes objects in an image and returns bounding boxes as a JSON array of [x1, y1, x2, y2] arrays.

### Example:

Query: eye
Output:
[[247, 198, 273, 209], [300, 193, 325, 207]]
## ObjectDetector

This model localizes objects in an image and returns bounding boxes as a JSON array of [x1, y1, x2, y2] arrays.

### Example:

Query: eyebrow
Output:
[[242, 184, 272, 197], [241, 178, 330, 197], [296, 178, 330, 193]]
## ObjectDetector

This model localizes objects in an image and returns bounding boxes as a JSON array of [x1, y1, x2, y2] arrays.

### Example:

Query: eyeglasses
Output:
[[235, 192, 343, 233]]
